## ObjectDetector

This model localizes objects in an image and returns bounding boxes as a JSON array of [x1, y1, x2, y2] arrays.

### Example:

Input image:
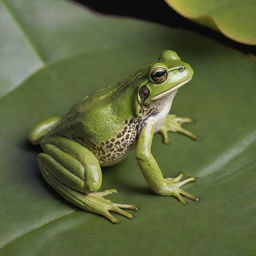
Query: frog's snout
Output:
[[183, 63, 194, 80]]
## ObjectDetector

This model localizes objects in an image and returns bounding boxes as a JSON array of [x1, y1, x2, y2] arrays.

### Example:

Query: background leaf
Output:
[[164, 0, 256, 45], [0, 0, 256, 255]]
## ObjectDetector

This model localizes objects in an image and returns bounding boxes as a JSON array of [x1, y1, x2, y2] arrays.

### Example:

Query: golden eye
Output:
[[150, 67, 168, 84]]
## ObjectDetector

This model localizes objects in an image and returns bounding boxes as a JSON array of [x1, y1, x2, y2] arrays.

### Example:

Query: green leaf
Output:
[[164, 0, 256, 45], [0, 0, 256, 255]]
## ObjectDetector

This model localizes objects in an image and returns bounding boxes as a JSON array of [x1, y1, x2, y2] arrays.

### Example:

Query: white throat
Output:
[[147, 91, 177, 131]]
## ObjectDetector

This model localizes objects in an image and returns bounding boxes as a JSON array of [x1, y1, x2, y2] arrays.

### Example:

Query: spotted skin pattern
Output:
[[92, 118, 140, 165], [91, 105, 161, 166]]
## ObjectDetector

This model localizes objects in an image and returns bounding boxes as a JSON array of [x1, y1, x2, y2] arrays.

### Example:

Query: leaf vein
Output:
[[1, 210, 76, 249], [3, 0, 46, 66]]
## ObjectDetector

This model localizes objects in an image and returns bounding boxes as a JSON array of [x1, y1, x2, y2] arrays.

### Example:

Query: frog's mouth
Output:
[[151, 78, 192, 101]]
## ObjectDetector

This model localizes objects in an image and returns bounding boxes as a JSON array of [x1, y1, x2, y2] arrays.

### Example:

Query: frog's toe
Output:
[[89, 191, 137, 223], [101, 205, 136, 223], [179, 188, 199, 202], [177, 176, 197, 187], [109, 202, 138, 220], [178, 127, 198, 140], [172, 188, 198, 205], [174, 192, 187, 205], [166, 173, 184, 182], [114, 203, 138, 211], [92, 188, 117, 197], [111, 207, 134, 219], [103, 211, 120, 224], [102, 202, 137, 223], [165, 174, 199, 204], [175, 116, 194, 124], [158, 128, 170, 144]]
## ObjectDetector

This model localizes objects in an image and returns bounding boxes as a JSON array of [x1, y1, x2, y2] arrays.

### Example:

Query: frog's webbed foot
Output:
[[41, 162, 137, 223], [158, 114, 198, 144], [44, 172, 137, 223], [88, 189, 138, 223], [163, 173, 198, 204]]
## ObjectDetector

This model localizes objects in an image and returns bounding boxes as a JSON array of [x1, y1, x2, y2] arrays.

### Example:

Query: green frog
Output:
[[28, 50, 198, 223]]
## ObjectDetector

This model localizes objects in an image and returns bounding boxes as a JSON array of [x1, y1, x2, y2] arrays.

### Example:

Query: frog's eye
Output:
[[150, 67, 168, 84]]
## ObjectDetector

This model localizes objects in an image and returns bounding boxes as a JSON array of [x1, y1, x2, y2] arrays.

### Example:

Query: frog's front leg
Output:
[[136, 122, 198, 204], [158, 114, 198, 144], [38, 136, 137, 223]]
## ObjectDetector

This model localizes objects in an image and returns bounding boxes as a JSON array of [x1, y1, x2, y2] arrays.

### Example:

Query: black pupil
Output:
[[154, 71, 165, 77], [151, 68, 167, 83]]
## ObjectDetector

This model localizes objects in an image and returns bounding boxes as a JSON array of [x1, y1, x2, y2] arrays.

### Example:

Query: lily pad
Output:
[[164, 0, 256, 45], [0, 0, 256, 255]]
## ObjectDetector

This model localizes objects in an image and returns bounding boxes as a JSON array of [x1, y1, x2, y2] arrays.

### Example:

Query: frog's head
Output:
[[137, 50, 194, 108]]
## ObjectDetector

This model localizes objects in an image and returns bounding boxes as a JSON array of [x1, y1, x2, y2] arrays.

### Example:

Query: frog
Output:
[[28, 50, 199, 223]]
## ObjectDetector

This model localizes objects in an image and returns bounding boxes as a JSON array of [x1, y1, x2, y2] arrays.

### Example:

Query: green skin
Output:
[[28, 50, 198, 223]]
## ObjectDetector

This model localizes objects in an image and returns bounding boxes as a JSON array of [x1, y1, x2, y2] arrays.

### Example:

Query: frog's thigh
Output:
[[38, 136, 102, 193]]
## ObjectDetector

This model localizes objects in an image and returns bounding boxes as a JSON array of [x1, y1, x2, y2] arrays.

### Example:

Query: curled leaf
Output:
[[165, 0, 256, 45]]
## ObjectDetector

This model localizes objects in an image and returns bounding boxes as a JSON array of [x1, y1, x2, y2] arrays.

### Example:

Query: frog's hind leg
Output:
[[38, 136, 137, 223]]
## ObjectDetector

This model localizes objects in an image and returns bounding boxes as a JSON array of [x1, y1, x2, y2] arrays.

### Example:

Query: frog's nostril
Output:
[[178, 67, 185, 72]]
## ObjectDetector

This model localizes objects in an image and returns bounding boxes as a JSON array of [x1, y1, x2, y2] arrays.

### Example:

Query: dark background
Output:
[[72, 0, 256, 55]]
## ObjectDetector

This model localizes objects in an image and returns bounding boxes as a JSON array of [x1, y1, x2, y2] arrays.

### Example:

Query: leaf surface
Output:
[[0, 0, 256, 255]]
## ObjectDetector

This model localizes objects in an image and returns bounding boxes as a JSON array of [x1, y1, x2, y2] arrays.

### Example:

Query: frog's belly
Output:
[[92, 119, 138, 167]]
